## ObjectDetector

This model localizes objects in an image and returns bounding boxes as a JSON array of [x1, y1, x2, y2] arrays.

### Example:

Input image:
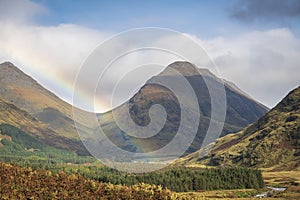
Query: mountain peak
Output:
[[0, 61, 73, 115], [1, 61, 14, 66], [0, 62, 38, 86], [159, 61, 216, 77], [0, 61, 22, 71]]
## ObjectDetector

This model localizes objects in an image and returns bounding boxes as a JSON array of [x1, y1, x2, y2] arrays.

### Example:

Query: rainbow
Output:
[[0, 52, 108, 113]]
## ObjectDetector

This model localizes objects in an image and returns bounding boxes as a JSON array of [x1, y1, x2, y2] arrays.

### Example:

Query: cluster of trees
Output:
[[51, 165, 264, 192], [0, 162, 174, 199]]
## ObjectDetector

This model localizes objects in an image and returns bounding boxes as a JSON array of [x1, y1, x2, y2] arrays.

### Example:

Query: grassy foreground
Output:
[[0, 162, 174, 199]]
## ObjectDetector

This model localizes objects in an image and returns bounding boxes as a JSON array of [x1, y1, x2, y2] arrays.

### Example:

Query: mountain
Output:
[[178, 86, 300, 171], [0, 61, 268, 161], [0, 62, 77, 138], [0, 62, 89, 155], [97, 61, 268, 160]]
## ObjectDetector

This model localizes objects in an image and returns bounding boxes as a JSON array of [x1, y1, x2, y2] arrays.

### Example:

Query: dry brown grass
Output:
[[262, 171, 300, 186]]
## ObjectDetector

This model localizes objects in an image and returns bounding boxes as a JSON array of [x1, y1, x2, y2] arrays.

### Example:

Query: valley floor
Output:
[[176, 188, 300, 199], [174, 170, 300, 199], [1, 162, 299, 199]]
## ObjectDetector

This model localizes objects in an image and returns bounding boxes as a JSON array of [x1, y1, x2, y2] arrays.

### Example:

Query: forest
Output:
[[54, 165, 265, 192], [0, 123, 265, 193]]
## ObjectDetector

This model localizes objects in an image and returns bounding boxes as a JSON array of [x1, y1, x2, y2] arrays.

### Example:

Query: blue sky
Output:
[[33, 0, 300, 37], [0, 0, 300, 111], [34, 0, 231, 37]]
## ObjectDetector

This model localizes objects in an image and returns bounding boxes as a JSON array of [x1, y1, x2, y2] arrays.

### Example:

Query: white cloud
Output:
[[0, 0, 46, 24], [0, 21, 110, 108], [0, 0, 299, 111], [202, 28, 300, 107]]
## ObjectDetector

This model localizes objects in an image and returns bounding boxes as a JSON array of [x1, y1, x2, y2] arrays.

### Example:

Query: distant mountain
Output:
[[98, 61, 268, 157], [178, 86, 300, 170]]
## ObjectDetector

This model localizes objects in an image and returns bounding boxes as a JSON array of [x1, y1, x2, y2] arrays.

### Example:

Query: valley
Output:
[[0, 61, 299, 199]]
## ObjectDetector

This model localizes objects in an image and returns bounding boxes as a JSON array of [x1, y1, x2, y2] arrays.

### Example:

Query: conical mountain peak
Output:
[[0, 62, 37, 85], [159, 61, 216, 77], [0, 61, 24, 73]]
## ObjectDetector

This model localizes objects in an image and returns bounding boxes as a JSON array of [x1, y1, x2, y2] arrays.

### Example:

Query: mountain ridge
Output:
[[0, 62, 71, 114]]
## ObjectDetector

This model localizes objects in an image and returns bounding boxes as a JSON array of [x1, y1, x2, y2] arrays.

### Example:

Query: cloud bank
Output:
[[0, 0, 46, 24], [0, 0, 299, 112], [201, 28, 300, 107]]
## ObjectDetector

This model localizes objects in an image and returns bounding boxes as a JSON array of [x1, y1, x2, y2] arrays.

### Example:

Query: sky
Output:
[[0, 0, 299, 112]]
